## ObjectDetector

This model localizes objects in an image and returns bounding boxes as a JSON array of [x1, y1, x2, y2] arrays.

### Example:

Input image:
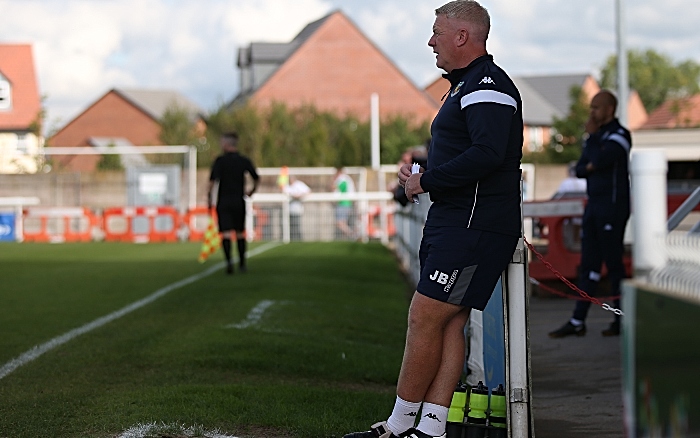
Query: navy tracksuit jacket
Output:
[[572, 118, 632, 321]]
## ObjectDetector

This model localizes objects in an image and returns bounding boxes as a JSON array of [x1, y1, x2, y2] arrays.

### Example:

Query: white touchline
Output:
[[225, 299, 290, 329], [0, 241, 280, 381]]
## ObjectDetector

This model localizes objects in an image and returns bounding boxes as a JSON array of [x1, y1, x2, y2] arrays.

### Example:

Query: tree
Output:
[[550, 85, 589, 162], [96, 142, 123, 171], [202, 102, 428, 168], [155, 104, 202, 165], [524, 85, 588, 165], [601, 48, 700, 113]]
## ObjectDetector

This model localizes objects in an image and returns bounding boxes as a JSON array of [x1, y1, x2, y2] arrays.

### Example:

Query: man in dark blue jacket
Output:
[[344, 2, 522, 438], [549, 90, 631, 338]]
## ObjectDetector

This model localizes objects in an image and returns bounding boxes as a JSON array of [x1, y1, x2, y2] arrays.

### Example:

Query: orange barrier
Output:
[[366, 205, 395, 239], [183, 206, 217, 242], [103, 206, 179, 243], [251, 206, 268, 241], [185, 205, 266, 242], [22, 207, 98, 243]]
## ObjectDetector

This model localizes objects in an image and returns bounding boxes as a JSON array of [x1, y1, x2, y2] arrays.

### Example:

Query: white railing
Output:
[[631, 150, 700, 304], [246, 191, 394, 244], [391, 194, 430, 286], [648, 232, 700, 301]]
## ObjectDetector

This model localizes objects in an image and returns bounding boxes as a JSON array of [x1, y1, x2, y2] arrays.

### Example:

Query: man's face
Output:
[[589, 94, 614, 126], [220, 137, 237, 151], [428, 15, 458, 72]]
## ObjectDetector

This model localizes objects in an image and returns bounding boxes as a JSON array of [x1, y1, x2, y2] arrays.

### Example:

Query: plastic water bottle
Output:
[[488, 384, 507, 438], [446, 381, 467, 438], [465, 381, 489, 438]]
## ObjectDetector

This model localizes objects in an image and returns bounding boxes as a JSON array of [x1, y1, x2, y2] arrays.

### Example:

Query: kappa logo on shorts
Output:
[[430, 269, 459, 293]]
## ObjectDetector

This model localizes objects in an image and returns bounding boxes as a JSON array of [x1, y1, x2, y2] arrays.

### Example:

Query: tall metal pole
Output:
[[371, 93, 380, 170], [616, 0, 629, 126]]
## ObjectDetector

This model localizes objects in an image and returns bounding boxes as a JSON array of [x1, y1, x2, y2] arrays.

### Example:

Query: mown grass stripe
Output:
[[0, 241, 280, 380]]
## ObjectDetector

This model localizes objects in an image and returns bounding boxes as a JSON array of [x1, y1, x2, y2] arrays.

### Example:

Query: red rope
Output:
[[523, 237, 619, 306]]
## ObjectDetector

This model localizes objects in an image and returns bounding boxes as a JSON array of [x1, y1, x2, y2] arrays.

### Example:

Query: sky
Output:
[[2, 0, 700, 132]]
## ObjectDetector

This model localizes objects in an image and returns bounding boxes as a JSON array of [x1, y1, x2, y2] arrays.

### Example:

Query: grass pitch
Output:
[[0, 241, 411, 438]]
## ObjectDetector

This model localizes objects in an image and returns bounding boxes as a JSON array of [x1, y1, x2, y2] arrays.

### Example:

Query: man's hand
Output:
[[398, 163, 419, 187], [404, 173, 425, 200], [584, 116, 600, 135]]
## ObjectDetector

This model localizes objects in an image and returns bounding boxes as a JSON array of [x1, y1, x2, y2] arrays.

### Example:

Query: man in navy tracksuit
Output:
[[549, 90, 631, 338], [344, 2, 522, 438]]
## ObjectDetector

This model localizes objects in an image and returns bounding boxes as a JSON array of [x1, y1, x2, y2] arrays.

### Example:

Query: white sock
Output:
[[417, 402, 449, 437], [386, 396, 421, 435], [570, 318, 584, 326]]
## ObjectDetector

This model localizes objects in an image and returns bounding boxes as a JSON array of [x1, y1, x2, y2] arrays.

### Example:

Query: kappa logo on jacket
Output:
[[479, 76, 495, 85]]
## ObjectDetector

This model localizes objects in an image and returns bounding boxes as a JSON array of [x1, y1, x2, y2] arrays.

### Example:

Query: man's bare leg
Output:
[[423, 306, 471, 407], [396, 293, 465, 402]]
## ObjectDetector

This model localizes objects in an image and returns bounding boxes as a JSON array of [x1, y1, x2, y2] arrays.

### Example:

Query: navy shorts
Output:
[[216, 200, 245, 232], [417, 227, 518, 310]]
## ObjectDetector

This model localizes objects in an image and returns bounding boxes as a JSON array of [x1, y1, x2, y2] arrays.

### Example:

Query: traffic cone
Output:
[[198, 215, 221, 263]]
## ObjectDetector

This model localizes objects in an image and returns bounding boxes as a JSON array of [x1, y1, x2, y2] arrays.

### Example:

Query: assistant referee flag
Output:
[[198, 216, 221, 263]]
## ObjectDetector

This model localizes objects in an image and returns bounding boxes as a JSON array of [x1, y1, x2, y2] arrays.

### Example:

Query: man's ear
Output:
[[455, 28, 469, 47]]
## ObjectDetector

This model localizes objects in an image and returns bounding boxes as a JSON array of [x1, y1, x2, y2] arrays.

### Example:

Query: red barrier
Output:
[[249, 206, 268, 241], [103, 206, 179, 243], [183, 207, 217, 242], [366, 205, 396, 239], [22, 207, 98, 243]]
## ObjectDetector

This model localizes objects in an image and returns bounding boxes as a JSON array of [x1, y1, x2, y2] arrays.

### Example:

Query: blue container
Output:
[[0, 212, 16, 242]]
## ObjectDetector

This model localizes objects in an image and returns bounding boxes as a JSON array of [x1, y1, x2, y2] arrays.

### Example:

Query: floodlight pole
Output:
[[371, 93, 380, 171], [188, 146, 197, 210], [616, 0, 629, 126]]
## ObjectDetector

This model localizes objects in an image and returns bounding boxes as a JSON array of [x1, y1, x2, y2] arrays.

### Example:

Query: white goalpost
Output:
[[41, 145, 198, 210]]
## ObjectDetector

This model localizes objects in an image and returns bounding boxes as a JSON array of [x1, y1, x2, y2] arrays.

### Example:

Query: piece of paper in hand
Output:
[[411, 163, 420, 204]]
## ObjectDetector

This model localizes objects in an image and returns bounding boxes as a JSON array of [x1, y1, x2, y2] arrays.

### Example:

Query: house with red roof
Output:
[[48, 88, 205, 172], [639, 94, 700, 130], [232, 10, 439, 124], [633, 94, 700, 181], [0, 44, 43, 174]]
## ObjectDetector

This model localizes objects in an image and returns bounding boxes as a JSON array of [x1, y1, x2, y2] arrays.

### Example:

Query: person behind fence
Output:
[[343, 2, 523, 438], [331, 167, 356, 239], [283, 175, 311, 241], [549, 90, 631, 338], [206, 131, 259, 275], [552, 161, 587, 199]]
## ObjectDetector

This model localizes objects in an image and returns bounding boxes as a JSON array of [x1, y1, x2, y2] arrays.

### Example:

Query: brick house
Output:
[[0, 44, 43, 174], [639, 94, 700, 130], [425, 73, 647, 152], [48, 88, 204, 172], [634, 94, 700, 180], [232, 10, 439, 124]]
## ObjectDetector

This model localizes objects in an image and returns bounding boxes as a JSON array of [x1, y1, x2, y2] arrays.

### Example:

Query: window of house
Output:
[[0, 78, 11, 110], [16, 133, 29, 154], [527, 126, 544, 152]]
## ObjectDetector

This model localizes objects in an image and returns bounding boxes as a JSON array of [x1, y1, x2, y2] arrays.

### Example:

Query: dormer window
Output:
[[0, 77, 11, 110]]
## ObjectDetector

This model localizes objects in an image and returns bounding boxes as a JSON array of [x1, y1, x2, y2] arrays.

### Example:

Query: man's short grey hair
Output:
[[435, 0, 490, 42]]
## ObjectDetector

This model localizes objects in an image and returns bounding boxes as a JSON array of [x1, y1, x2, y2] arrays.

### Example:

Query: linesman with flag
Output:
[[205, 132, 259, 274]]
